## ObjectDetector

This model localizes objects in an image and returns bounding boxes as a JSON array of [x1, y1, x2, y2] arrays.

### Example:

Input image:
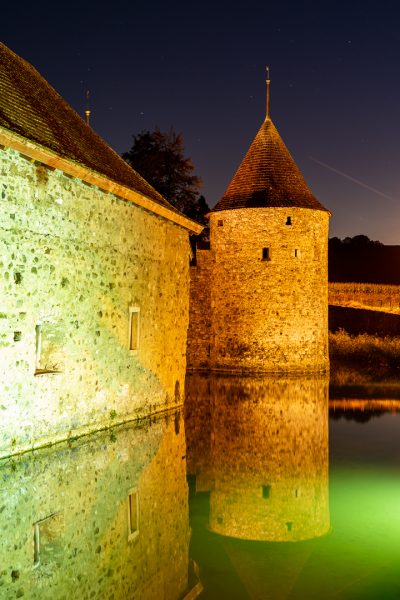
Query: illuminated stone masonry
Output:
[[188, 207, 329, 372], [0, 146, 195, 458]]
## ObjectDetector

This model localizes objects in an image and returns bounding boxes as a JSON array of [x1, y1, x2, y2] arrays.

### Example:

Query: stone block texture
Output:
[[0, 147, 190, 457], [187, 207, 329, 373]]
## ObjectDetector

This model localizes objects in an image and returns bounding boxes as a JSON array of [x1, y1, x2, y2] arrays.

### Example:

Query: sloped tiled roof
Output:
[[0, 43, 177, 212], [214, 117, 328, 212]]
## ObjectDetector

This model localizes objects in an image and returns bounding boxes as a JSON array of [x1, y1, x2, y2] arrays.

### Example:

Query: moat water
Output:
[[1, 373, 400, 599]]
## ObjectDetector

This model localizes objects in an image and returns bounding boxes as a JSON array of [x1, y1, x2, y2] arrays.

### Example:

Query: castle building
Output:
[[187, 82, 331, 373], [0, 43, 202, 459]]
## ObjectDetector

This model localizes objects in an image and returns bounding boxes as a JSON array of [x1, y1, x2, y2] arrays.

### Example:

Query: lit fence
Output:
[[329, 282, 400, 314]]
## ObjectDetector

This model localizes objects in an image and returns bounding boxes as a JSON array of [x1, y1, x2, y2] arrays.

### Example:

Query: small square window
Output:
[[129, 308, 140, 352], [286, 216, 292, 225], [35, 321, 63, 375], [128, 490, 139, 541], [218, 220, 223, 227]]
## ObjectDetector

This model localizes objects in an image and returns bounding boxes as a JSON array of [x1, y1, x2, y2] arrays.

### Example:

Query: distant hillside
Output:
[[329, 235, 400, 283]]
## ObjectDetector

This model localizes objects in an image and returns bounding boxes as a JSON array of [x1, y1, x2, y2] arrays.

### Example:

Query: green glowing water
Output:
[[188, 411, 400, 599], [1, 374, 399, 599]]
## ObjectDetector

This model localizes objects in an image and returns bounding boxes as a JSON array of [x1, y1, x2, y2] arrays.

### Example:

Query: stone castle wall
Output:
[[188, 207, 329, 373], [0, 147, 191, 458]]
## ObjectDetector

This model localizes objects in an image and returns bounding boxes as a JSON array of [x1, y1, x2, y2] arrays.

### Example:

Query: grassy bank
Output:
[[329, 329, 400, 386]]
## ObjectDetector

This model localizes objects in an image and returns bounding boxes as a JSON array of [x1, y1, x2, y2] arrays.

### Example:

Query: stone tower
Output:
[[188, 82, 330, 373]]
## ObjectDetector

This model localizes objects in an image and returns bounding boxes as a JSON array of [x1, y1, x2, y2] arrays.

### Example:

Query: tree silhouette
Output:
[[122, 128, 206, 219]]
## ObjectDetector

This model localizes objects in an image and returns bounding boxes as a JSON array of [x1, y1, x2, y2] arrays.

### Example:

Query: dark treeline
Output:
[[329, 408, 387, 422], [329, 235, 400, 283]]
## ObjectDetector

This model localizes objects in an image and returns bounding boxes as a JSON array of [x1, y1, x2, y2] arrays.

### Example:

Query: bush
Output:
[[329, 329, 400, 384]]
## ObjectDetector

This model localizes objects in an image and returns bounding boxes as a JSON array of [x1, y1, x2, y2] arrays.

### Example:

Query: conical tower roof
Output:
[[213, 116, 328, 212]]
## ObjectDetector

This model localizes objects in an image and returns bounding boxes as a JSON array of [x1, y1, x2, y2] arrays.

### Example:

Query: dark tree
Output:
[[187, 194, 211, 246], [122, 127, 205, 217], [183, 195, 210, 226]]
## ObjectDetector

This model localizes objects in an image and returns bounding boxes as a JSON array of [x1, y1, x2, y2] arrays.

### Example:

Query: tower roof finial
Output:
[[85, 89, 91, 126], [266, 66, 271, 120]]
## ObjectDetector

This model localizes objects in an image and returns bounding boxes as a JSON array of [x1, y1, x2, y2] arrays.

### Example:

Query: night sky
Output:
[[3, 1, 400, 243]]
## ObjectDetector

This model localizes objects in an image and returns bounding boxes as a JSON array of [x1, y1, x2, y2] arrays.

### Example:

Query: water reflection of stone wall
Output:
[[0, 414, 189, 599], [185, 375, 213, 492], [185, 373, 330, 542]]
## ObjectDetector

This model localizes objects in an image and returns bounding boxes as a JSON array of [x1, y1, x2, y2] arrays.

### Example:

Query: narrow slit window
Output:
[[129, 308, 140, 352], [189, 237, 197, 267], [35, 323, 42, 371], [128, 490, 139, 541], [262, 247, 270, 261], [33, 512, 64, 566], [286, 216, 292, 225], [262, 485, 271, 499], [294, 248, 299, 258], [33, 523, 40, 565]]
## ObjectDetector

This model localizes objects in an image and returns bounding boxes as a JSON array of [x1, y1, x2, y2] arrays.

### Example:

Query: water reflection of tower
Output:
[[185, 373, 330, 542]]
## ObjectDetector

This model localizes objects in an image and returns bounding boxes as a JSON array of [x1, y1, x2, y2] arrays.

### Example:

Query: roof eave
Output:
[[210, 202, 331, 215], [0, 125, 203, 235]]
